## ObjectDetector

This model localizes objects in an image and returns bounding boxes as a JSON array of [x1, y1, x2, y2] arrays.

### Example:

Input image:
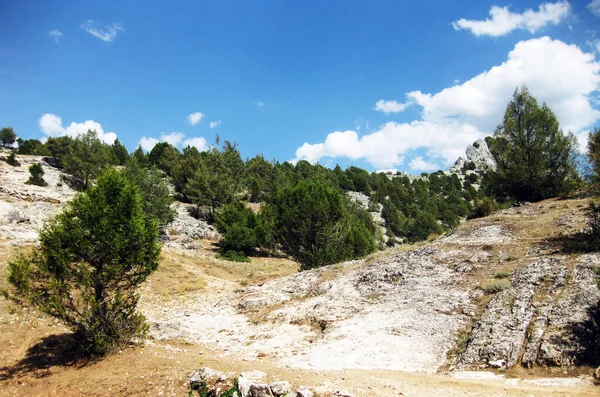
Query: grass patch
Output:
[[494, 271, 510, 279], [480, 279, 511, 294]]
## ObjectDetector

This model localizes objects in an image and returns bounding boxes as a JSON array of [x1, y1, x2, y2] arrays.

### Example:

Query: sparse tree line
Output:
[[2, 85, 599, 356]]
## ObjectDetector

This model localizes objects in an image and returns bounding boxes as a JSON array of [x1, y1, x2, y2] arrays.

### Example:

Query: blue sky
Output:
[[1, 0, 599, 172]]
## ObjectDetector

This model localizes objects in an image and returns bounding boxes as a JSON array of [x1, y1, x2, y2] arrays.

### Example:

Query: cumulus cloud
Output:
[[38, 113, 117, 144], [139, 137, 160, 152], [589, 0, 600, 16], [409, 157, 440, 172], [255, 101, 265, 108], [159, 131, 184, 147], [209, 120, 222, 129], [138, 132, 207, 152], [188, 112, 205, 126], [293, 37, 600, 169], [183, 137, 208, 151], [374, 99, 412, 114], [452, 1, 570, 37], [80, 20, 124, 42], [48, 29, 62, 43]]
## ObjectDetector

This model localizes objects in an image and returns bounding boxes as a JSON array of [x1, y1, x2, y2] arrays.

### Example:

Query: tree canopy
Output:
[[0, 127, 16, 148], [488, 86, 578, 202]]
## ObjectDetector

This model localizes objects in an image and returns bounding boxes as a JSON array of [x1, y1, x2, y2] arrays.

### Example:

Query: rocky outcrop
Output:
[[457, 255, 600, 370], [449, 138, 496, 175], [188, 368, 304, 397]]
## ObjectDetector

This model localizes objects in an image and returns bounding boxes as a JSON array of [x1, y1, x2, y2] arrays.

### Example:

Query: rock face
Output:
[[0, 152, 76, 244], [449, 138, 497, 175]]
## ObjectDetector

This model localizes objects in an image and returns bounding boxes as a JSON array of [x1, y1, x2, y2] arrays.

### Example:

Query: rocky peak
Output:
[[449, 138, 496, 174]]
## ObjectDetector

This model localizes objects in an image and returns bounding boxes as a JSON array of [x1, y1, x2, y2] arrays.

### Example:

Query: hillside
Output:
[[0, 153, 599, 396]]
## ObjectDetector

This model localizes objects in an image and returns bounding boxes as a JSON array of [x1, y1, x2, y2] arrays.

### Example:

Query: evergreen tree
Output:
[[0, 126, 17, 148], [17, 139, 48, 155], [26, 162, 48, 186], [62, 130, 116, 190], [6, 170, 160, 356], [263, 180, 376, 269], [111, 138, 130, 166], [489, 86, 578, 201]]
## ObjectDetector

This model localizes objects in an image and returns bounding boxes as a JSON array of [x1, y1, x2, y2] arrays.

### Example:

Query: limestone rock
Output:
[[269, 381, 291, 396]]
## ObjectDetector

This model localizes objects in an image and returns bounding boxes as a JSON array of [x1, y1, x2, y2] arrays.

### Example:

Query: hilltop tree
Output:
[[587, 127, 600, 191], [6, 170, 160, 356], [0, 127, 16, 148], [62, 130, 116, 190], [488, 86, 578, 201]]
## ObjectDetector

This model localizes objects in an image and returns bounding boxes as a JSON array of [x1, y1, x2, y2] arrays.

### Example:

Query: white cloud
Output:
[[374, 99, 411, 114], [255, 101, 265, 108], [452, 1, 570, 37], [139, 137, 159, 152], [409, 157, 440, 172], [160, 131, 184, 147], [209, 120, 222, 129], [188, 112, 205, 126], [38, 113, 117, 144], [183, 137, 208, 151], [589, 0, 600, 16], [293, 37, 600, 170], [80, 20, 124, 42], [48, 29, 62, 43], [138, 132, 208, 152]]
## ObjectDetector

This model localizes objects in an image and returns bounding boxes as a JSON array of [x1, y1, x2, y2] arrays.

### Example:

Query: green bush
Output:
[[216, 250, 251, 262], [6, 169, 160, 356], [215, 202, 261, 255], [26, 162, 48, 186], [262, 180, 376, 270], [470, 197, 499, 219], [5, 151, 20, 166]]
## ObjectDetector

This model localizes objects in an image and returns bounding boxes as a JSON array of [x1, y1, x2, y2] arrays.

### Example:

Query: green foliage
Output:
[[123, 161, 174, 229], [0, 126, 17, 148], [5, 151, 20, 166], [61, 131, 118, 190], [184, 139, 243, 219], [111, 138, 129, 166], [216, 250, 251, 262], [470, 197, 499, 219], [45, 136, 74, 166], [26, 162, 48, 186], [263, 180, 376, 270], [6, 169, 160, 356], [132, 146, 150, 168], [215, 202, 260, 254], [17, 138, 47, 155], [587, 127, 600, 192], [149, 142, 180, 175], [488, 86, 579, 202]]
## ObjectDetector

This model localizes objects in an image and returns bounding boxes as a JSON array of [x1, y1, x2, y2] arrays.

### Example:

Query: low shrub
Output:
[[494, 271, 510, 279], [26, 162, 48, 186], [480, 279, 511, 294], [5, 151, 20, 166], [216, 250, 251, 263]]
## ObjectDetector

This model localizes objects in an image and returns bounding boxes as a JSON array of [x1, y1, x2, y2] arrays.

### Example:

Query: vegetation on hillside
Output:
[[5, 170, 161, 356]]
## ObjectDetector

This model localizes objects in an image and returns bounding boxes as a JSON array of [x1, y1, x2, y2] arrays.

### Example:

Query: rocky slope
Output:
[[148, 198, 600, 373], [2, 150, 599, 377]]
